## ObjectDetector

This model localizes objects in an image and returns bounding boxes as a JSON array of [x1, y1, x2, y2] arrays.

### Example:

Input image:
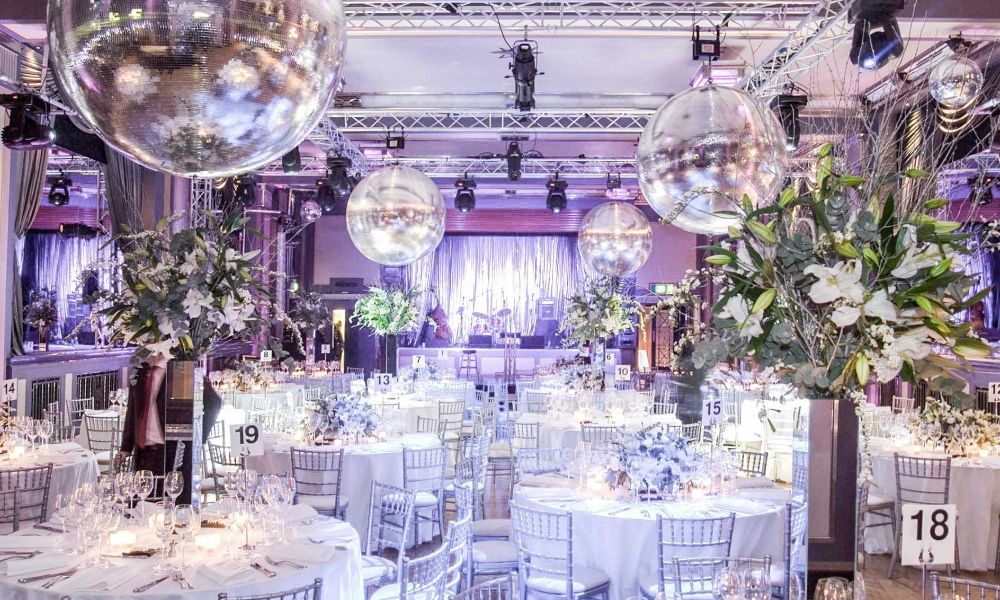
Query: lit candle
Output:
[[9, 446, 25, 461], [195, 532, 221, 552], [109, 530, 137, 549]]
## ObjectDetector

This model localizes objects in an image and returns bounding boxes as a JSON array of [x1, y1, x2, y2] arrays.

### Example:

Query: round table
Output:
[[514, 483, 787, 600], [0, 504, 363, 599], [2, 442, 99, 520], [368, 393, 439, 433], [245, 432, 442, 540], [865, 440, 1000, 571], [517, 413, 682, 451]]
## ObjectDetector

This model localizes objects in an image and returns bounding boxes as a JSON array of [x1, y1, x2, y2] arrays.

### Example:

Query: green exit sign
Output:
[[651, 282, 675, 295]]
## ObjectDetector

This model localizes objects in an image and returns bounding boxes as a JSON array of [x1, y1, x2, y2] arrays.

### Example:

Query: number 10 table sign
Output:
[[901, 503, 956, 566]]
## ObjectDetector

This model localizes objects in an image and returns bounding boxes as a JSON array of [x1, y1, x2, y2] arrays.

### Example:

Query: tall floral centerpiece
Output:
[[289, 288, 331, 363], [351, 286, 421, 375], [559, 277, 641, 368], [25, 288, 59, 347], [607, 424, 700, 499]]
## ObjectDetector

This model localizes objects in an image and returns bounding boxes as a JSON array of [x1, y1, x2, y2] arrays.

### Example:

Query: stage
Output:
[[397, 346, 623, 376]]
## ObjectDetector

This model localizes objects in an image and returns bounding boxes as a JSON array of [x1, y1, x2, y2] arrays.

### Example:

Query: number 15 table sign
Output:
[[901, 503, 956, 566]]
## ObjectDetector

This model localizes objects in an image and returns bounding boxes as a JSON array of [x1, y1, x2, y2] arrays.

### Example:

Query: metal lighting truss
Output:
[[342, 0, 816, 34], [307, 116, 375, 175], [189, 177, 216, 227], [328, 108, 652, 134], [740, 0, 858, 100]]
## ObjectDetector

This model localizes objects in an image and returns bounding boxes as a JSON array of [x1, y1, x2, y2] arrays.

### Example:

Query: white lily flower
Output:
[[864, 289, 898, 322], [831, 305, 861, 328], [146, 338, 175, 359], [803, 260, 864, 305], [718, 296, 764, 339], [183, 288, 214, 319], [178, 250, 202, 276]]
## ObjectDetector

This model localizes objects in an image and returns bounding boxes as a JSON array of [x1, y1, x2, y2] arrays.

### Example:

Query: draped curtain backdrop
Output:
[[405, 235, 585, 344], [102, 145, 145, 248], [964, 225, 1000, 329], [10, 149, 49, 355]]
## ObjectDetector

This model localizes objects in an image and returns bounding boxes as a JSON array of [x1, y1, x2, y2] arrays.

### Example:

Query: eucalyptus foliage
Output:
[[351, 286, 421, 336], [559, 277, 641, 348]]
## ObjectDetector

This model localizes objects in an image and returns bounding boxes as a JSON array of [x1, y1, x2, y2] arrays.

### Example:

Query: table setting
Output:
[[517, 408, 681, 451]]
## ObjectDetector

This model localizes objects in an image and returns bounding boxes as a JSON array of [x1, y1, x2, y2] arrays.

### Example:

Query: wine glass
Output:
[[223, 471, 240, 498], [135, 470, 155, 511], [150, 508, 174, 574], [113, 472, 134, 513], [713, 567, 742, 600], [172, 504, 197, 570], [165, 471, 184, 505], [50, 493, 71, 551], [744, 567, 771, 600], [814, 577, 850, 600], [36, 419, 52, 450]]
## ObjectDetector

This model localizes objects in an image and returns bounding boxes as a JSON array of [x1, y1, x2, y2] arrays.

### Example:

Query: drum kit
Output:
[[470, 308, 512, 336]]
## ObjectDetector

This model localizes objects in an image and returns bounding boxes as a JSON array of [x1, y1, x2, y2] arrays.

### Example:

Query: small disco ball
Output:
[[47, 0, 346, 177], [300, 199, 323, 223], [346, 165, 446, 266], [929, 55, 984, 109], [636, 86, 789, 236], [578, 202, 652, 277]]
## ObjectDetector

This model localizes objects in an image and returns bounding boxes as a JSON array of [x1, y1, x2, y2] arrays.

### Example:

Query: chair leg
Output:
[[889, 515, 901, 579]]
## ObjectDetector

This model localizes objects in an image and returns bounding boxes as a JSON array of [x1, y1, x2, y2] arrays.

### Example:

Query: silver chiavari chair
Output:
[[450, 573, 518, 599], [580, 424, 617, 449], [69, 397, 95, 434], [0, 464, 53, 532], [891, 454, 956, 587], [439, 399, 467, 463], [290, 447, 348, 519], [402, 446, 448, 547], [774, 502, 808, 600], [522, 390, 551, 414], [930, 573, 1000, 600], [791, 449, 808, 503], [444, 495, 474, 595], [515, 448, 571, 484], [417, 416, 447, 441], [370, 533, 453, 600], [671, 556, 772, 600], [455, 463, 517, 587], [363, 482, 416, 590], [735, 450, 769, 478], [858, 481, 895, 571], [640, 513, 736, 599], [84, 413, 121, 474], [892, 395, 917, 414], [651, 401, 678, 416], [218, 578, 322, 600], [510, 502, 611, 599]]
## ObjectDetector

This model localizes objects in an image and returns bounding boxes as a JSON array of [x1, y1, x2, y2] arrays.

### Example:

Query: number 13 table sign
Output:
[[901, 503, 956, 566]]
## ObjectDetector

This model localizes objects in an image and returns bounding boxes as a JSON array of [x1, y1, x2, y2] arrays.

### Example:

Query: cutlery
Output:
[[133, 575, 171, 592], [0, 551, 40, 562], [251, 562, 277, 577], [267, 557, 305, 570], [604, 506, 631, 516], [33, 524, 66, 533], [42, 571, 76, 589], [172, 571, 195, 590], [19, 568, 77, 584], [300, 515, 330, 525]]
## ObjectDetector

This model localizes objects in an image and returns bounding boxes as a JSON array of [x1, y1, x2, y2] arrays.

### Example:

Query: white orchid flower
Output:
[[803, 260, 864, 305], [718, 296, 764, 339]]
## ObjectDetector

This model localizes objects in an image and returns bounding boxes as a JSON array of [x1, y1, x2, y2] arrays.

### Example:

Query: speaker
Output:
[[618, 331, 637, 349], [326, 278, 365, 294], [468, 335, 493, 348], [520, 335, 544, 349], [537, 297, 558, 320]]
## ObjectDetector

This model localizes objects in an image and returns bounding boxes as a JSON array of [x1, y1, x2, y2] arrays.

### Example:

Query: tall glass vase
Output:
[[163, 360, 204, 509], [383, 334, 398, 376]]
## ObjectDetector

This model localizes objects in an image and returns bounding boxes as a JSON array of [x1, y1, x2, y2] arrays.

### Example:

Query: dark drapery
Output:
[[102, 145, 145, 249], [10, 149, 50, 355]]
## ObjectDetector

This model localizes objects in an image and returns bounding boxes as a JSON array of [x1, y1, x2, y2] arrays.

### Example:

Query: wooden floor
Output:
[[860, 553, 1000, 600]]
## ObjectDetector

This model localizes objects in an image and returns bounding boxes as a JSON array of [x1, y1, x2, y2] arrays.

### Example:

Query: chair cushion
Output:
[[93, 450, 113, 464], [526, 565, 610, 595], [297, 495, 348, 513], [488, 443, 511, 459], [370, 583, 438, 600], [362, 555, 396, 584], [472, 540, 518, 565], [638, 574, 712, 600], [769, 562, 786, 588], [445, 480, 486, 493], [471, 518, 511, 539], [867, 492, 893, 509], [413, 491, 439, 508]]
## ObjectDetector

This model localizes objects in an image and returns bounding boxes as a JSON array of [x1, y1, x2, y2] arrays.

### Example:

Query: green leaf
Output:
[[778, 187, 797, 208], [928, 257, 953, 278], [953, 338, 992, 359], [934, 221, 962, 234], [862, 247, 879, 268], [905, 168, 929, 179], [835, 241, 860, 259], [751, 289, 776, 314], [961, 287, 992, 310], [817, 143, 833, 158], [914, 295, 935, 314], [746, 219, 778, 245], [924, 198, 949, 210], [705, 255, 733, 265], [741, 193, 753, 213], [727, 226, 743, 239], [838, 175, 865, 187]]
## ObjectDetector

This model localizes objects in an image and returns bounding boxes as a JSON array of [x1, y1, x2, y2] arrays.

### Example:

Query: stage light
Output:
[[511, 42, 537, 112], [849, 1, 904, 71], [546, 173, 568, 213], [506, 142, 523, 181], [385, 127, 405, 150], [281, 147, 302, 172], [1, 94, 53, 150], [454, 174, 477, 213], [327, 155, 354, 202], [691, 26, 721, 61], [47, 172, 72, 206], [968, 176, 997, 205], [771, 94, 808, 151], [606, 171, 622, 190], [233, 175, 257, 207], [59, 223, 98, 238]]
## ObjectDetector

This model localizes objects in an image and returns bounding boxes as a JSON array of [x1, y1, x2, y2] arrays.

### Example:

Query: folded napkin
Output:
[[519, 474, 575, 489], [268, 542, 340, 564], [734, 476, 777, 490], [284, 504, 319, 522], [0, 536, 60, 551], [54, 565, 134, 592], [738, 488, 793, 502], [1, 553, 73, 576], [709, 497, 768, 515], [515, 486, 578, 501], [292, 519, 355, 543], [200, 561, 259, 586]]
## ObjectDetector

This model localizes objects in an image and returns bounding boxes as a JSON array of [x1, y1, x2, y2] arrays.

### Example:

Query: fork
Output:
[[42, 571, 76, 589], [0, 551, 40, 562], [266, 557, 305, 570], [172, 571, 194, 590]]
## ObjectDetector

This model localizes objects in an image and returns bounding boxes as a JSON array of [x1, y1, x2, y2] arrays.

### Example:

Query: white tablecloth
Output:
[[2, 443, 99, 520], [518, 413, 682, 451], [514, 483, 787, 600], [368, 394, 440, 433], [865, 441, 1000, 571], [245, 433, 443, 540], [0, 505, 363, 599]]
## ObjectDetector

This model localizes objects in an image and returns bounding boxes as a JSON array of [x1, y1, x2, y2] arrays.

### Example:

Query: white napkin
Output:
[[709, 497, 768, 515], [738, 488, 793, 502], [284, 504, 319, 522], [200, 561, 259, 586], [54, 565, 134, 592], [516, 486, 577, 501], [268, 542, 340, 564], [734, 476, 776, 490], [292, 519, 355, 543], [0, 536, 60, 551], [1, 553, 73, 576], [519, 474, 574, 489]]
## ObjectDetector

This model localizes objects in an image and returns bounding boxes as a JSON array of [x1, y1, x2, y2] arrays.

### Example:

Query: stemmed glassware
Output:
[[36, 420, 52, 450], [113, 472, 134, 514], [744, 568, 771, 600], [814, 577, 851, 600], [135, 470, 155, 509], [165, 471, 184, 506], [712, 568, 742, 600], [172, 504, 197, 570], [151, 508, 174, 575]]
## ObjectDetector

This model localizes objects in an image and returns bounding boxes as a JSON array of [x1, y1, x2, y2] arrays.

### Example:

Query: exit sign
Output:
[[651, 283, 675, 295]]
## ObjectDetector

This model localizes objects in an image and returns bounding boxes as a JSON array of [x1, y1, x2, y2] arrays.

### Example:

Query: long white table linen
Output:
[[517, 413, 682, 451], [1, 442, 99, 522]]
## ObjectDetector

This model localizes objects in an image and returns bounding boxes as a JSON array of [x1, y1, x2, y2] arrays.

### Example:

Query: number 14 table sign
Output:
[[901, 503, 956, 566]]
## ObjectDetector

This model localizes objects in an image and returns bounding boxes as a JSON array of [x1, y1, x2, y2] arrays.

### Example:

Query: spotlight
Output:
[[691, 26, 722, 61], [849, 1, 904, 71], [606, 171, 622, 190], [506, 142, 523, 181], [454, 175, 477, 213], [316, 155, 355, 214], [47, 172, 71, 206], [968, 176, 997, 205], [546, 173, 568, 213], [510, 42, 537, 112], [233, 175, 257, 207], [281, 147, 302, 172], [771, 94, 808, 151], [0, 94, 53, 150], [385, 127, 405, 150]]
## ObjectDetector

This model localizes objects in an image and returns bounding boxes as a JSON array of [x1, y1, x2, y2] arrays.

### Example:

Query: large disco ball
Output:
[[636, 86, 789, 236], [47, 0, 346, 177], [929, 56, 984, 109], [578, 202, 652, 277], [346, 166, 446, 266]]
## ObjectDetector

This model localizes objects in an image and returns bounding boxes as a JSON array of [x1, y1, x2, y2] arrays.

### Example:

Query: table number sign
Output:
[[989, 382, 1000, 403], [320, 344, 331, 355], [702, 396, 724, 427], [229, 423, 264, 457], [901, 503, 956, 566], [604, 352, 616, 365], [260, 349, 274, 363], [614, 365, 631, 382], [2, 379, 16, 404], [412, 355, 427, 369], [373, 372, 392, 391]]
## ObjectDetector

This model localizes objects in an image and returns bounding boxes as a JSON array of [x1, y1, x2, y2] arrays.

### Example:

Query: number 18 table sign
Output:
[[901, 503, 956, 566]]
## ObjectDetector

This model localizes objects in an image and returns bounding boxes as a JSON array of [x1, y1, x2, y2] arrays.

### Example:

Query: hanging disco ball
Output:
[[300, 199, 323, 224], [47, 0, 346, 177], [636, 86, 789, 236], [346, 165, 446, 266], [929, 55, 984, 109], [578, 202, 652, 277]]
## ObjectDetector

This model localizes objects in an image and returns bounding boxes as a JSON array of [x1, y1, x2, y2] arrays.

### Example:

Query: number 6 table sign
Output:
[[901, 503, 956, 566], [229, 423, 264, 457]]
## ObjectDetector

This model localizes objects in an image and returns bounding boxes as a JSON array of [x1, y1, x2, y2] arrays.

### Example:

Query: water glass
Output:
[[135, 470, 155, 507], [815, 577, 851, 600], [172, 504, 197, 570], [165, 471, 184, 503], [151, 508, 174, 574], [36, 420, 52, 449], [744, 568, 770, 600], [713, 567, 742, 600]]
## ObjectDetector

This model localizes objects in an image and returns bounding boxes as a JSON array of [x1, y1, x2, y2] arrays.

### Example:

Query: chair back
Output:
[[417, 416, 447, 439], [580, 424, 617, 448], [672, 555, 772, 599], [84, 414, 120, 455], [208, 442, 243, 471], [290, 448, 345, 514], [782, 502, 808, 600], [438, 400, 466, 439], [50, 424, 75, 444], [894, 453, 951, 506], [515, 448, 570, 481], [511, 421, 540, 451], [656, 513, 736, 596], [444, 511, 473, 594], [792, 449, 809, 501], [930, 573, 1000, 600], [510, 502, 577, 598], [736, 450, 768, 478], [0, 464, 53, 531], [365, 482, 416, 560], [892, 395, 916, 414], [216, 578, 323, 600], [652, 401, 678, 416], [402, 446, 447, 496], [452, 574, 519, 599], [70, 398, 95, 432], [398, 532, 452, 600], [522, 390, 550, 414]]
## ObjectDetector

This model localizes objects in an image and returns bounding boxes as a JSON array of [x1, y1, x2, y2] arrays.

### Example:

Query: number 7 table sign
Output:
[[229, 423, 264, 457], [901, 503, 956, 566]]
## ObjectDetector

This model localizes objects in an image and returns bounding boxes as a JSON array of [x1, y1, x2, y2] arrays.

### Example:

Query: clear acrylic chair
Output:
[[671, 556, 772, 599], [0, 464, 53, 532], [891, 454, 956, 584], [84, 413, 120, 473], [402, 446, 448, 547], [364, 481, 416, 590], [580, 424, 617, 449], [218, 578, 322, 599], [290, 447, 348, 519], [735, 450, 769, 478], [510, 502, 611, 599], [930, 573, 1000, 600], [640, 513, 736, 599], [370, 529, 453, 600]]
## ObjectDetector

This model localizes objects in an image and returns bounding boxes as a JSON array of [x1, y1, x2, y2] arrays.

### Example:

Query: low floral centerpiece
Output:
[[209, 361, 279, 392], [561, 363, 606, 394], [25, 288, 59, 346], [304, 393, 381, 442], [606, 424, 700, 498], [912, 398, 996, 456]]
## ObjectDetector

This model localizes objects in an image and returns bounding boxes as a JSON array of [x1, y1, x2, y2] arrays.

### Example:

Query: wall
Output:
[[310, 215, 381, 286], [634, 224, 698, 291]]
